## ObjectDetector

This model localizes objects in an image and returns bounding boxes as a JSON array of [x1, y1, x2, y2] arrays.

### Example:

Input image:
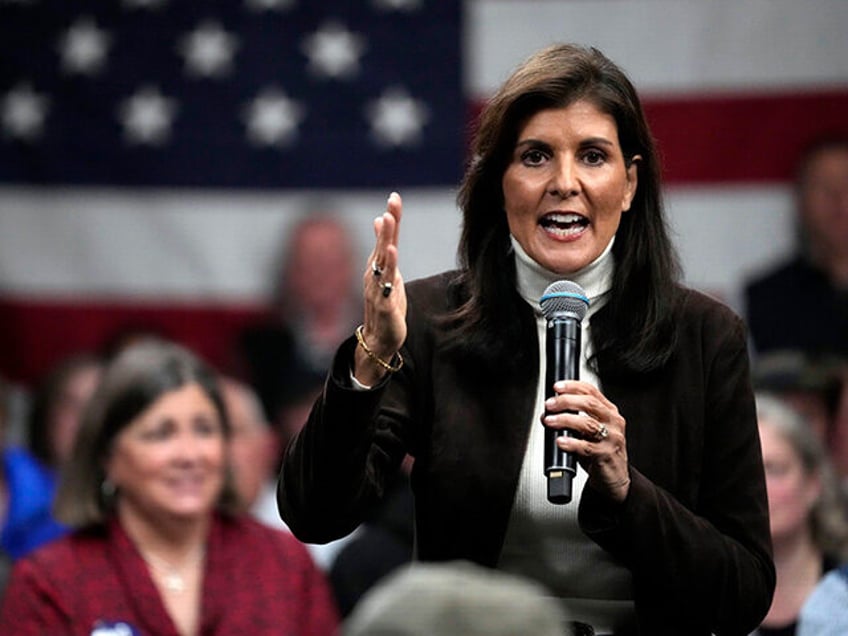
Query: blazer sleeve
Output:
[[277, 335, 413, 545], [579, 305, 775, 635]]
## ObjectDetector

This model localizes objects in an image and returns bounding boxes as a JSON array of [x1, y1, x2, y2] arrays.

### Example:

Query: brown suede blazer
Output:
[[280, 271, 775, 635]]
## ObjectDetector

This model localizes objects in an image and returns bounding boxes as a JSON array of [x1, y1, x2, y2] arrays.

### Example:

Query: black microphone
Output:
[[540, 280, 589, 505]]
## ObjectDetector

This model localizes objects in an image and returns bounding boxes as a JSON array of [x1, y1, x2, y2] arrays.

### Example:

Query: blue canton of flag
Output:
[[0, 0, 464, 189]]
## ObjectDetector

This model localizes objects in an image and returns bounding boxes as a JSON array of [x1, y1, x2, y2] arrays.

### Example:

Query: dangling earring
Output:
[[101, 478, 117, 506]]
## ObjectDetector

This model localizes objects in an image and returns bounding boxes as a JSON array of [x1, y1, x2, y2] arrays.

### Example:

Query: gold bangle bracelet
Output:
[[354, 325, 404, 373]]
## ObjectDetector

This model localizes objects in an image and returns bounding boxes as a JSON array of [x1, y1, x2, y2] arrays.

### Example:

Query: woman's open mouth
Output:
[[540, 212, 589, 237]]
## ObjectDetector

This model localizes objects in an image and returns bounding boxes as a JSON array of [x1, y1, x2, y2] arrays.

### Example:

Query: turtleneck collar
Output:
[[511, 235, 615, 318]]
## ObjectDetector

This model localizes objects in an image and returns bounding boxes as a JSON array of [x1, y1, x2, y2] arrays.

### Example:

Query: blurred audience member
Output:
[[1, 375, 67, 590], [27, 351, 103, 471], [0, 377, 8, 588], [343, 560, 572, 636], [274, 379, 324, 470], [220, 376, 280, 521], [753, 351, 848, 485], [233, 214, 367, 572], [238, 214, 361, 427], [744, 135, 848, 358], [222, 375, 356, 571], [0, 339, 338, 635], [751, 393, 848, 636]]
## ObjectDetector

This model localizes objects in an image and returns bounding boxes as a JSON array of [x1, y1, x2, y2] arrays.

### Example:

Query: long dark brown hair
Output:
[[450, 43, 681, 375]]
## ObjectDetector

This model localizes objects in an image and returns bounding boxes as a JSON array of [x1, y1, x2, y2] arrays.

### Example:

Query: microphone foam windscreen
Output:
[[540, 280, 589, 321]]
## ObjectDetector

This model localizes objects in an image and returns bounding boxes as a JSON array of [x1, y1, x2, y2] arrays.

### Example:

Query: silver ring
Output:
[[372, 261, 384, 277], [595, 422, 609, 441], [381, 281, 393, 297]]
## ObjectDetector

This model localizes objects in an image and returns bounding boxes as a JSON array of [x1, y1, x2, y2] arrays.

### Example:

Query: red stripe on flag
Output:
[[645, 89, 848, 184], [469, 89, 848, 184], [0, 297, 264, 386]]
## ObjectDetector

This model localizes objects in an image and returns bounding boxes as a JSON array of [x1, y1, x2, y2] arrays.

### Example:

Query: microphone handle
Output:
[[545, 317, 580, 504]]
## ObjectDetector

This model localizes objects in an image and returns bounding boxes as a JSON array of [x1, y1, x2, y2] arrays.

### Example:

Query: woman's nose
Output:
[[172, 430, 204, 461], [547, 156, 580, 198]]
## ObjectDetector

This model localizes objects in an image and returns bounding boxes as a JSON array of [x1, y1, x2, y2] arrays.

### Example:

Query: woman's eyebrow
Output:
[[514, 136, 616, 149], [514, 138, 551, 149], [578, 136, 615, 148]]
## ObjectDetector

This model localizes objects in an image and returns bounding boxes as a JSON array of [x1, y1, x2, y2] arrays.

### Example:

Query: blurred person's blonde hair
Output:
[[757, 392, 848, 560], [343, 560, 572, 636]]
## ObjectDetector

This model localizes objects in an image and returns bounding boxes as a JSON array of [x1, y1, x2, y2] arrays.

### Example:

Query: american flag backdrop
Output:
[[1, 0, 848, 388], [0, 0, 463, 189]]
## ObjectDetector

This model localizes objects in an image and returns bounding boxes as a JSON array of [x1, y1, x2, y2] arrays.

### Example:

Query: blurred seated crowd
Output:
[[743, 134, 848, 635], [0, 214, 416, 635], [0, 135, 846, 634]]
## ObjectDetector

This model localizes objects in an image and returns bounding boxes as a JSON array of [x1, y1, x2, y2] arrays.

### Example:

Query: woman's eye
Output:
[[194, 416, 221, 436], [142, 426, 171, 441], [583, 150, 606, 165], [521, 149, 548, 166]]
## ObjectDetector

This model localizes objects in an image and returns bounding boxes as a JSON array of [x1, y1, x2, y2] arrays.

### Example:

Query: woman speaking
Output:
[[278, 43, 775, 635]]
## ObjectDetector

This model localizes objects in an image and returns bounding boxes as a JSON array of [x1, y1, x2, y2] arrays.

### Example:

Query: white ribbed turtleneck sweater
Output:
[[497, 236, 635, 632]]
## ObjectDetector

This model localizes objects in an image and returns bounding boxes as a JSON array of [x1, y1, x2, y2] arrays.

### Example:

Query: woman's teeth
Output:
[[540, 212, 588, 235]]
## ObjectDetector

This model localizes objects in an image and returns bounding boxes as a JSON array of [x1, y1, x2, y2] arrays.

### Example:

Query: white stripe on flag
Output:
[[467, 0, 848, 98], [0, 185, 791, 311], [0, 188, 460, 302]]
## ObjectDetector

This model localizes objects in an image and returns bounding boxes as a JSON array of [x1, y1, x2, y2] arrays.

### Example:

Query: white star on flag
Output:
[[1, 83, 49, 141], [122, 0, 168, 9], [58, 17, 111, 76], [118, 86, 178, 146], [366, 86, 429, 147], [242, 87, 304, 147], [371, 0, 423, 11], [244, 0, 295, 11], [179, 20, 239, 78], [301, 21, 367, 80]]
